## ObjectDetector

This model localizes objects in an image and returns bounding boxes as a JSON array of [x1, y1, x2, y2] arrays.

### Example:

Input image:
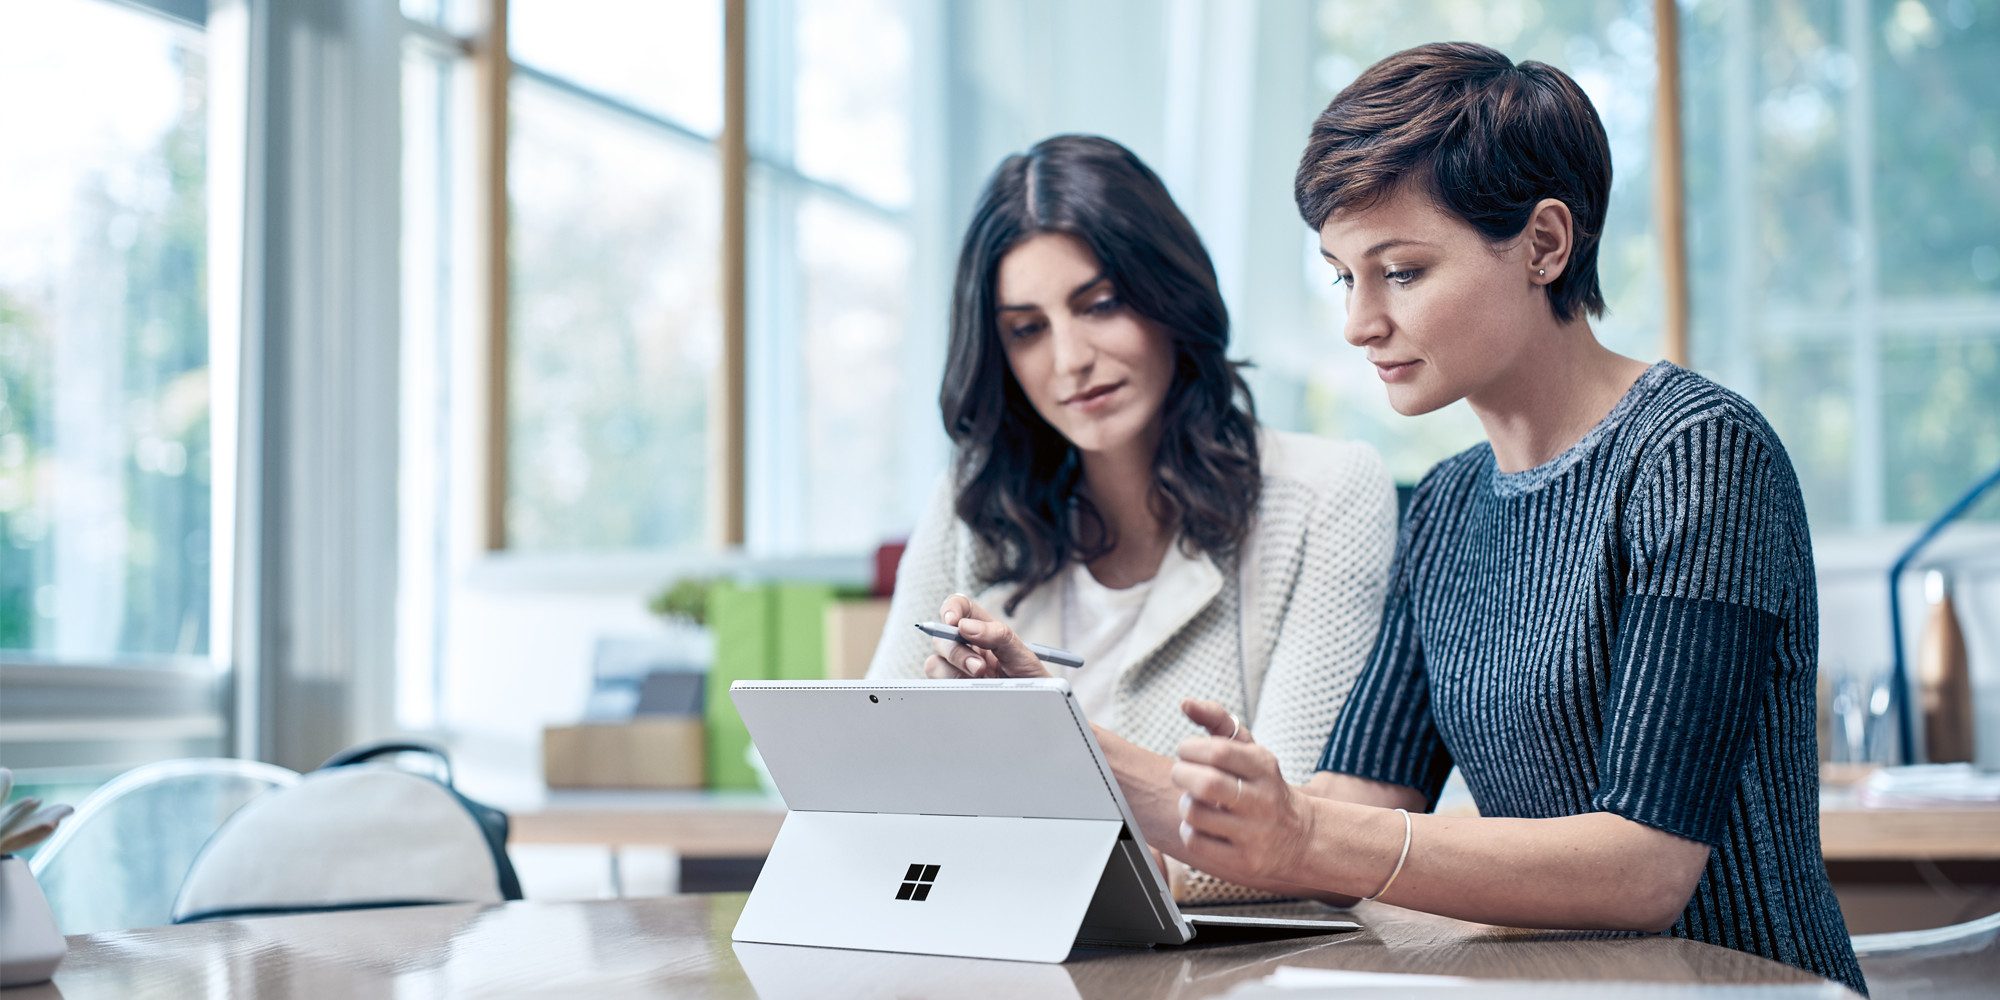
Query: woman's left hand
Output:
[[1167, 698, 1322, 890]]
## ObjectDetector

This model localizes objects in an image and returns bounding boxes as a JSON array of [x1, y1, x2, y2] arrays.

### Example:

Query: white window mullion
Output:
[[1841, 0, 1883, 531]]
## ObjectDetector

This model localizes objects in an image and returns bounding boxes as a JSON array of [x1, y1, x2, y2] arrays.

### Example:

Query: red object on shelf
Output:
[[873, 540, 907, 598]]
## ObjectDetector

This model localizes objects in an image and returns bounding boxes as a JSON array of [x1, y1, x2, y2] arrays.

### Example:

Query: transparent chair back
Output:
[[29, 758, 299, 934], [1852, 909, 2000, 997], [1852, 910, 2000, 956]]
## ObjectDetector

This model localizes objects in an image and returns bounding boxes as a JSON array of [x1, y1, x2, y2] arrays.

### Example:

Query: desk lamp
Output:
[[1887, 463, 2000, 763]]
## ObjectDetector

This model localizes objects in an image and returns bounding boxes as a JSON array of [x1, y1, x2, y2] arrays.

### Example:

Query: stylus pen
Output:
[[914, 621, 1086, 669]]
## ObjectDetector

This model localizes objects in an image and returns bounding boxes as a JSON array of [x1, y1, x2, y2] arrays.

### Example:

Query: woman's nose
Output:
[[1343, 290, 1392, 347], [1050, 320, 1096, 374]]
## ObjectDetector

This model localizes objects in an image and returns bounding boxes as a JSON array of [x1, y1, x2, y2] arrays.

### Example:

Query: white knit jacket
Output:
[[866, 429, 1398, 903]]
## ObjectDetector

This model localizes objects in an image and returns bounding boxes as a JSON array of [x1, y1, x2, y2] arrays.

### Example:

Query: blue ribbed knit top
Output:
[[1319, 362, 1865, 994]]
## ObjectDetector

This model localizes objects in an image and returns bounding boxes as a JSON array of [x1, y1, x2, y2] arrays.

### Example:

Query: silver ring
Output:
[[1226, 712, 1240, 741], [1232, 776, 1243, 805]]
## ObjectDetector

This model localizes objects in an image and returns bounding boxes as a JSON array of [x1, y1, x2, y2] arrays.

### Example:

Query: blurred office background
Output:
[[2, 0, 1997, 809]]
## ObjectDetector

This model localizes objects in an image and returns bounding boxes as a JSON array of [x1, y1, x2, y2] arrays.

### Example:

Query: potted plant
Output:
[[0, 768, 73, 987]]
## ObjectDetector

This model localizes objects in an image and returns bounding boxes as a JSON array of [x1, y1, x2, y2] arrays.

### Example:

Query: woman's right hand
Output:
[[922, 594, 1051, 679], [1168, 698, 1326, 892]]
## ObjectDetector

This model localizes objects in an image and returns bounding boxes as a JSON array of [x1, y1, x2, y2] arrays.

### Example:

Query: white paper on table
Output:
[[1264, 967, 1475, 988], [1230, 969, 1853, 999], [1858, 763, 2000, 806]]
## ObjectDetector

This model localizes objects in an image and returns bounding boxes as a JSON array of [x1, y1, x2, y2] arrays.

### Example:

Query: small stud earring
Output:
[[1537, 268, 1547, 277]]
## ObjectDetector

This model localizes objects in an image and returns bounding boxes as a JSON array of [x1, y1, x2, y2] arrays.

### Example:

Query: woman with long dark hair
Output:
[[867, 134, 1397, 903]]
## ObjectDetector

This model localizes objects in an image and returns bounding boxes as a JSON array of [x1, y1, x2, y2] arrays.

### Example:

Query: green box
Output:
[[704, 582, 772, 790], [773, 583, 836, 681], [703, 581, 844, 789]]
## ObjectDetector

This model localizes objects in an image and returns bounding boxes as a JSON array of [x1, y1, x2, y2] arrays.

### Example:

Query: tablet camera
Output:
[[869, 694, 879, 703]]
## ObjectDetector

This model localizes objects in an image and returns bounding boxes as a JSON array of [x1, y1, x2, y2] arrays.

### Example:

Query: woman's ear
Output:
[[1525, 197, 1574, 287]]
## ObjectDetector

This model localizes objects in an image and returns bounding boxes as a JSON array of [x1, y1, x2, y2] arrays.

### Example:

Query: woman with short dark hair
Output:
[[1140, 43, 1865, 993], [868, 134, 1399, 903]]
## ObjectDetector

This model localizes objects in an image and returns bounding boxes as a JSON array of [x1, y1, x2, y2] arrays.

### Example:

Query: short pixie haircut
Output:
[[1294, 41, 1611, 323]]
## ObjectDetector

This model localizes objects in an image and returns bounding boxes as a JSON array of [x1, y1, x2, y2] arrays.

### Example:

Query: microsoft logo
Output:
[[895, 863, 941, 901]]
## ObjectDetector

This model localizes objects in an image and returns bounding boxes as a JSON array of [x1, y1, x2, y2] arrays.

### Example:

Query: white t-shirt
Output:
[[1008, 538, 1216, 731], [1045, 560, 1156, 730]]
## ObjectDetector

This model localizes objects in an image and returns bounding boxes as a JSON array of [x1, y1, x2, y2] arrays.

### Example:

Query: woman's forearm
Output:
[[1095, 726, 1186, 849], [1123, 711, 1701, 930], [1291, 801, 1709, 932]]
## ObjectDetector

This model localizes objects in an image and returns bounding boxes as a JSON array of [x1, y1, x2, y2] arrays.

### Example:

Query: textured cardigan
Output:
[[1320, 363, 1866, 994], [868, 430, 1398, 902]]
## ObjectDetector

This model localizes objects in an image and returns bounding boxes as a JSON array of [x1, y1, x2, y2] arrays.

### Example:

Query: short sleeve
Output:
[[1590, 416, 1796, 845]]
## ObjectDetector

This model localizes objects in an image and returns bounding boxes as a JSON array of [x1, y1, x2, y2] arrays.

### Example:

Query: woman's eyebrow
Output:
[[1064, 271, 1111, 305], [1320, 238, 1437, 265], [997, 270, 1109, 312]]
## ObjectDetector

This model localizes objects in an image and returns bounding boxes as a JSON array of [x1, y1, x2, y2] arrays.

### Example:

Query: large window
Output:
[[498, 0, 925, 554], [1681, 0, 2000, 531], [0, 0, 225, 772], [746, 0, 920, 554], [398, 0, 474, 732], [505, 0, 725, 551], [0, 0, 212, 662]]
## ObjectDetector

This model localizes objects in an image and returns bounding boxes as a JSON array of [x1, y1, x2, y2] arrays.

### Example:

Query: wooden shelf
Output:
[[506, 787, 2000, 862], [1819, 802, 2000, 861]]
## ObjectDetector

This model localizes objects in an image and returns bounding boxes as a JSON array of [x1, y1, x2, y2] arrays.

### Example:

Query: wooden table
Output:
[[24, 894, 1855, 999]]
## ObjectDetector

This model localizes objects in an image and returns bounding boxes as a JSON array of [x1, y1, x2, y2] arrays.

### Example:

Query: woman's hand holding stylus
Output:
[[921, 593, 1052, 679]]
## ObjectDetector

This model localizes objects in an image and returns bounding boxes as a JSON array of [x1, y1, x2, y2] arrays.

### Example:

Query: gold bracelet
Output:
[[1363, 807, 1412, 902]]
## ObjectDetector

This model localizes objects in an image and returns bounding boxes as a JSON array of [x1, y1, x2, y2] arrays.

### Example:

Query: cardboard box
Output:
[[542, 719, 706, 790], [825, 598, 892, 680]]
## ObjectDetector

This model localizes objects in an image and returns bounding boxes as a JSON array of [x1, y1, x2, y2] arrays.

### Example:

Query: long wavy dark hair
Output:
[[941, 134, 1261, 614]]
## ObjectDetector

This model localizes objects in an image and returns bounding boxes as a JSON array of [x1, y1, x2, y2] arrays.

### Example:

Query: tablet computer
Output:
[[729, 678, 1358, 962]]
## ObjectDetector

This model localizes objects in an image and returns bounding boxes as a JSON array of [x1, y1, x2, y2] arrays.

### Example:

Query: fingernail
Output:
[[1178, 792, 1193, 816], [959, 620, 983, 637], [1179, 822, 1195, 843]]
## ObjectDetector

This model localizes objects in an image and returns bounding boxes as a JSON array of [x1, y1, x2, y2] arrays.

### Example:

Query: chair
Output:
[[28, 758, 300, 935], [1853, 910, 2000, 998], [169, 740, 522, 923]]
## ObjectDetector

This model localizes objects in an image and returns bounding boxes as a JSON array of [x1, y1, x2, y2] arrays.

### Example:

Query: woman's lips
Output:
[[1065, 381, 1126, 412], [1374, 359, 1422, 383]]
